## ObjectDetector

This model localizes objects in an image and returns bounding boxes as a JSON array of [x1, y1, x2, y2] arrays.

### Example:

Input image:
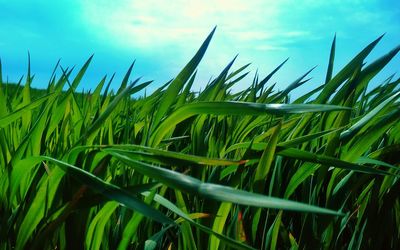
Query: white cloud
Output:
[[282, 31, 310, 38], [255, 45, 288, 51], [229, 31, 274, 41], [76, 0, 399, 93], [80, 0, 285, 48]]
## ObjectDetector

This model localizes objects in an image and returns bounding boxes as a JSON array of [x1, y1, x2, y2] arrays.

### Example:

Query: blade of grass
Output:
[[107, 150, 342, 215], [0, 93, 55, 128], [277, 148, 392, 175], [150, 101, 350, 146], [42, 156, 173, 224], [151, 27, 216, 129]]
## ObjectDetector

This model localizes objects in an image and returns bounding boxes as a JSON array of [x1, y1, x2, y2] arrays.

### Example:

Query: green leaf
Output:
[[256, 58, 288, 93], [107, 150, 342, 215], [71, 55, 93, 90], [118, 189, 158, 250], [10, 157, 43, 202], [86, 201, 119, 250], [325, 34, 336, 84], [95, 144, 243, 166], [16, 167, 65, 250], [277, 148, 392, 175], [209, 201, 233, 250], [0, 93, 55, 128], [150, 101, 350, 145], [152, 27, 216, 128], [77, 79, 151, 144], [340, 91, 400, 141], [284, 162, 320, 199], [275, 66, 315, 100], [316, 35, 383, 103], [42, 156, 173, 224], [253, 122, 281, 193], [141, 191, 255, 250], [116, 61, 135, 94]]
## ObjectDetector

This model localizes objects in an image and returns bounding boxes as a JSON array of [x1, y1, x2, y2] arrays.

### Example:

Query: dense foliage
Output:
[[0, 29, 399, 249]]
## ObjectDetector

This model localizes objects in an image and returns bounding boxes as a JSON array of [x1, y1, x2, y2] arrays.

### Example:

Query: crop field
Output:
[[0, 29, 399, 249]]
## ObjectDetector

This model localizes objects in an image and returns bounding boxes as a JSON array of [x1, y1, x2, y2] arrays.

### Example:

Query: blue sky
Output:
[[0, 0, 399, 95]]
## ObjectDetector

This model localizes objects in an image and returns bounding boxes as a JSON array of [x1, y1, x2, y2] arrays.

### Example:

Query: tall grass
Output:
[[0, 29, 399, 249]]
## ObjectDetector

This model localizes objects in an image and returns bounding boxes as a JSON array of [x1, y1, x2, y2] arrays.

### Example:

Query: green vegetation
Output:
[[0, 29, 399, 249]]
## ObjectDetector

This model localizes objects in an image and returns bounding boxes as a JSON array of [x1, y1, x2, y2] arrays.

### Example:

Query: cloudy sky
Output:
[[0, 0, 399, 94]]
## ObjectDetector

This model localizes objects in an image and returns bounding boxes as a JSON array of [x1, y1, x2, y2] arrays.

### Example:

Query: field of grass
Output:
[[0, 29, 399, 249]]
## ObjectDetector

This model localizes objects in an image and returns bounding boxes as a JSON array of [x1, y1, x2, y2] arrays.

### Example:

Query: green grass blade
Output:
[[277, 148, 392, 175], [16, 167, 65, 250], [256, 58, 289, 93], [107, 151, 342, 215], [284, 162, 320, 198], [316, 35, 384, 103], [151, 101, 350, 145], [340, 91, 400, 141], [209, 202, 233, 250], [117, 190, 157, 250], [253, 122, 281, 193], [325, 34, 336, 84], [95, 144, 243, 166], [85, 201, 119, 250], [117, 61, 135, 94], [141, 191, 256, 250], [152, 27, 216, 129], [77, 79, 151, 144], [10, 157, 43, 201], [42, 156, 173, 224], [226, 63, 251, 81], [0, 93, 55, 128], [71, 55, 93, 90], [277, 66, 316, 99]]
